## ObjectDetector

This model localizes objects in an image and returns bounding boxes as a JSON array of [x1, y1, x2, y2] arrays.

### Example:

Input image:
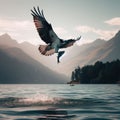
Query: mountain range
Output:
[[0, 34, 68, 83], [56, 30, 120, 75], [0, 30, 120, 79]]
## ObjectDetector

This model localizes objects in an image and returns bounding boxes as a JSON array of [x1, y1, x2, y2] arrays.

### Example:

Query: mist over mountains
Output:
[[0, 30, 120, 81], [55, 30, 120, 75], [0, 34, 68, 83]]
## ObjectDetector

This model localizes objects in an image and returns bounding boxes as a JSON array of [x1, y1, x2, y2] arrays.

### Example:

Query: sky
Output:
[[0, 0, 120, 45]]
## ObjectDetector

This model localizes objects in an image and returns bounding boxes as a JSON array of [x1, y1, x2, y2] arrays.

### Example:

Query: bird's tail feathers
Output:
[[38, 45, 55, 56]]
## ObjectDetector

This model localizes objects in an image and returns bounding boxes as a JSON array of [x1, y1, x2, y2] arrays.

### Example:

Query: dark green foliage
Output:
[[71, 60, 120, 84]]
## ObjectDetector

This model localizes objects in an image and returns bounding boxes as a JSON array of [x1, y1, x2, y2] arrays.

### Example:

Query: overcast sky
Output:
[[0, 0, 120, 45]]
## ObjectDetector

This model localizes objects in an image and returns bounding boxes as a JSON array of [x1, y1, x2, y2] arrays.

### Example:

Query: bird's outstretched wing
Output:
[[31, 7, 55, 44]]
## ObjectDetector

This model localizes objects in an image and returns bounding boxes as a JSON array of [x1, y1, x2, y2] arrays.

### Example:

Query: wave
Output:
[[0, 109, 76, 120], [0, 95, 107, 108], [0, 96, 119, 120]]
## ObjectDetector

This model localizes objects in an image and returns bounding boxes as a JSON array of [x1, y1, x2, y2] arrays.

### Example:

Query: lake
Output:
[[0, 84, 120, 120]]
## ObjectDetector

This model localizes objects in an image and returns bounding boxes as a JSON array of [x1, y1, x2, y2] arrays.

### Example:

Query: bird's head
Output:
[[60, 36, 81, 48], [67, 39, 76, 46], [66, 36, 81, 46], [61, 39, 76, 48]]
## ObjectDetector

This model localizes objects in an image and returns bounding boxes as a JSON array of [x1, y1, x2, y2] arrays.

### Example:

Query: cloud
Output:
[[0, 18, 42, 45], [75, 25, 95, 33], [94, 29, 118, 40], [0, 18, 68, 45], [75, 25, 118, 40], [105, 17, 120, 26], [0, 19, 33, 31]]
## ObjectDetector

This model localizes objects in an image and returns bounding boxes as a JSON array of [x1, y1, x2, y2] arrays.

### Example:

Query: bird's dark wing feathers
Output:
[[31, 7, 53, 44]]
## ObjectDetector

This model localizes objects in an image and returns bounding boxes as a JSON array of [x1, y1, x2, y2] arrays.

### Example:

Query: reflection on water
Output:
[[0, 84, 120, 120]]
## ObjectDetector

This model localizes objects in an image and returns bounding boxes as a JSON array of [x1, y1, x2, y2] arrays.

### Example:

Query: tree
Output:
[[70, 59, 120, 84]]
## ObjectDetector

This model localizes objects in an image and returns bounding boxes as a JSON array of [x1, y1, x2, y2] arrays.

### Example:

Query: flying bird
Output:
[[31, 7, 81, 63]]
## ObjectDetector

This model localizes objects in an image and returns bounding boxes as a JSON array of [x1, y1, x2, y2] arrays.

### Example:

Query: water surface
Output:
[[0, 84, 120, 120]]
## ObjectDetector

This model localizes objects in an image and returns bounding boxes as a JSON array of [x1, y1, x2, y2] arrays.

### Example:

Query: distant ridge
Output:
[[55, 30, 120, 75], [0, 34, 68, 83], [0, 30, 120, 76]]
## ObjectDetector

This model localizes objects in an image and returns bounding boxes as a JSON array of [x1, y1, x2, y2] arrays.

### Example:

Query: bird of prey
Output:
[[31, 7, 81, 63]]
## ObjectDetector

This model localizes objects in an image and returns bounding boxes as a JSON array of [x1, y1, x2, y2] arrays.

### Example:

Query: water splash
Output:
[[19, 94, 55, 104], [0, 95, 107, 108]]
